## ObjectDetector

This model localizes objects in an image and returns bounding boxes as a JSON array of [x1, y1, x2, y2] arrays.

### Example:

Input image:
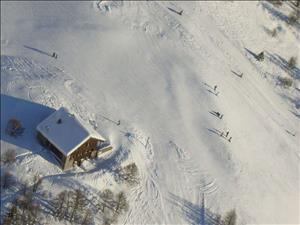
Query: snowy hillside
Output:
[[1, 1, 299, 225]]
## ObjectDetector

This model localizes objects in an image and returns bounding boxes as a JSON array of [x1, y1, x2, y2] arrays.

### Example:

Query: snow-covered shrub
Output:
[[278, 76, 293, 88], [222, 209, 237, 225], [1, 149, 16, 165], [271, 27, 278, 37], [287, 10, 300, 25], [288, 56, 297, 69], [256, 51, 264, 61], [115, 163, 139, 185], [5, 119, 25, 137]]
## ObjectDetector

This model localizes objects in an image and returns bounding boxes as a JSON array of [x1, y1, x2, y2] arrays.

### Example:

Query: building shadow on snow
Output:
[[167, 192, 221, 225], [0, 94, 57, 165]]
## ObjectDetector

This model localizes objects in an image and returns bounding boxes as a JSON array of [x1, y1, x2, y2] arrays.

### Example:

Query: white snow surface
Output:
[[1, 1, 299, 225], [36, 107, 105, 156]]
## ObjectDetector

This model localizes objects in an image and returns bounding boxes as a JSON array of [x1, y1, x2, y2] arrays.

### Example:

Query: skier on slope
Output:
[[225, 131, 229, 137], [52, 52, 58, 59]]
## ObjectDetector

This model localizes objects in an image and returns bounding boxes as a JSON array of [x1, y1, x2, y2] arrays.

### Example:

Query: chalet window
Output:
[[97, 141, 102, 149]]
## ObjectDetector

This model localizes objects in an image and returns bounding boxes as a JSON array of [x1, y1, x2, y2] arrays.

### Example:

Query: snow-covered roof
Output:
[[37, 107, 105, 156]]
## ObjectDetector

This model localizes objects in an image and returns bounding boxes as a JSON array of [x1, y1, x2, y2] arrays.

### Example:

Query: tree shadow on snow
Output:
[[167, 192, 221, 225], [244, 48, 259, 60], [267, 52, 300, 80], [261, 2, 289, 22], [0, 94, 57, 165], [279, 93, 300, 109]]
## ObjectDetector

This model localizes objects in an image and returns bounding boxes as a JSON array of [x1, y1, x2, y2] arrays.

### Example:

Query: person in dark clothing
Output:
[[52, 52, 58, 59], [225, 131, 229, 137], [214, 85, 217, 91]]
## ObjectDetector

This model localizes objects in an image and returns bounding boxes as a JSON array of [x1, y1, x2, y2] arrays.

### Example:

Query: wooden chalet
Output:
[[36, 107, 112, 170]]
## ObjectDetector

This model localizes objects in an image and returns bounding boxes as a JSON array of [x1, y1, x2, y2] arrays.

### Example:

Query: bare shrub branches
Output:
[[115, 163, 139, 185]]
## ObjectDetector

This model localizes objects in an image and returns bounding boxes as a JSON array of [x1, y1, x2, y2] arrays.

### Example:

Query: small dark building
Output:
[[36, 107, 112, 170]]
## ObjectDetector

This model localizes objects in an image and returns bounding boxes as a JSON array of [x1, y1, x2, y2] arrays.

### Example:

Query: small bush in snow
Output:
[[278, 76, 293, 88], [223, 209, 237, 225], [271, 27, 278, 37], [287, 10, 300, 25], [115, 163, 139, 185], [288, 56, 297, 69], [267, 0, 283, 7], [1, 149, 16, 165], [256, 51, 264, 61], [5, 119, 25, 137]]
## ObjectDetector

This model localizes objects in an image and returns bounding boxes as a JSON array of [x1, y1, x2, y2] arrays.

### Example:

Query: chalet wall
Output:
[[64, 137, 104, 170], [37, 132, 66, 166], [37, 132, 106, 170]]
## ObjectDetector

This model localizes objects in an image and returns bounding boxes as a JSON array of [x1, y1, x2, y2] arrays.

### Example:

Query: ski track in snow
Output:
[[123, 129, 168, 224], [168, 141, 218, 196]]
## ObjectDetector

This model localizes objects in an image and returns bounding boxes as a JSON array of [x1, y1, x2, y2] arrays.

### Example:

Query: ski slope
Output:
[[1, 1, 299, 224]]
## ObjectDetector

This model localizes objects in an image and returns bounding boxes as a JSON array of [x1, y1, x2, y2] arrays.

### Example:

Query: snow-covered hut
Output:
[[36, 107, 112, 170]]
